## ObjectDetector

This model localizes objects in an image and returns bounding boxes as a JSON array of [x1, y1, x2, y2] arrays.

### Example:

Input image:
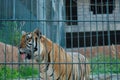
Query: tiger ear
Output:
[[34, 28, 42, 37], [22, 31, 26, 35]]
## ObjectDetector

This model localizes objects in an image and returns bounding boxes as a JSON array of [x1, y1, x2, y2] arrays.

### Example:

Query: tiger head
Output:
[[19, 29, 43, 60]]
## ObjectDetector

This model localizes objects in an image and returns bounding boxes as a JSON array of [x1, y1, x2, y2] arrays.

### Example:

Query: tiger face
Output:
[[19, 29, 42, 60]]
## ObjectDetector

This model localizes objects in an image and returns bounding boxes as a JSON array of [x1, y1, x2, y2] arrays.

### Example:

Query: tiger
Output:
[[19, 28, 90, 80]]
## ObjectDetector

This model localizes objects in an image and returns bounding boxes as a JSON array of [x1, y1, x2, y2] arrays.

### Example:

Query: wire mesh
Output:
[[0, 0, 120, 80]]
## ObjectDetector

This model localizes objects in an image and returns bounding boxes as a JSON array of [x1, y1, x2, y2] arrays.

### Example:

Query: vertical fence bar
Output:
[[76, 0, 81, 79], [101, 0, 105, 79], [113, 0, 119, 79], [64, 0, 67, 79], [3, 15, 6, 80], [107, 0, 112, 79], [83, 1, 88, 80], [31, 0, 34, 79], [70, 0, 74, 79], [96, 0, 100, 79], [13, 0, 15, 19], [90, 1, 93, 79], [58, 0, 60, 79]]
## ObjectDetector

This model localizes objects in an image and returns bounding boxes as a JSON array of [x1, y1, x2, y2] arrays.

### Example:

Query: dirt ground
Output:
[[0, 42, 20, 68]]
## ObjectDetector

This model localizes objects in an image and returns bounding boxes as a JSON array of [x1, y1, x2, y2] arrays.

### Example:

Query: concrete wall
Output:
[[65, 0, 120, 32], [37, 0, 65, 47]]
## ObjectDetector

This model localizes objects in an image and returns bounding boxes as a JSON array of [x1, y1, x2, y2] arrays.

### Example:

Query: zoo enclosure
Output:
[[0, 0, 120, 80]]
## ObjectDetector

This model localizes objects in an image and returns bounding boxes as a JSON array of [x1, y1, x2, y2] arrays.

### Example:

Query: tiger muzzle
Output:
[[19, 48, 32, 59]]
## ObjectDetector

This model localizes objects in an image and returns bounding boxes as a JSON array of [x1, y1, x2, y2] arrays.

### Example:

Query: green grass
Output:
[[0, 21, 21, 46], [19, 66, 39, 78], [90, 54, 120, 74], [0, 65, 39, 80], [1, 54, 120, 79]]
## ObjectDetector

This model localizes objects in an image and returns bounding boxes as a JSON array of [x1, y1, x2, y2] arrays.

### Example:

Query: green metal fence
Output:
[[0, 0, 120, 80]]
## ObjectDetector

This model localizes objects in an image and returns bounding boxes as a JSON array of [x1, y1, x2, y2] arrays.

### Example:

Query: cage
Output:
[[0, 0, 120, 80]]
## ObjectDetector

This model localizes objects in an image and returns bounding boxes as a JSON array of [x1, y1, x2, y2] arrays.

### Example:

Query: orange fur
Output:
[[39, 36, 90, 80]]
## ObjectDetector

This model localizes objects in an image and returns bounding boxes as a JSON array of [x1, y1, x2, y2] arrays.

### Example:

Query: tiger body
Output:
[[19, 29, 90, 80]]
